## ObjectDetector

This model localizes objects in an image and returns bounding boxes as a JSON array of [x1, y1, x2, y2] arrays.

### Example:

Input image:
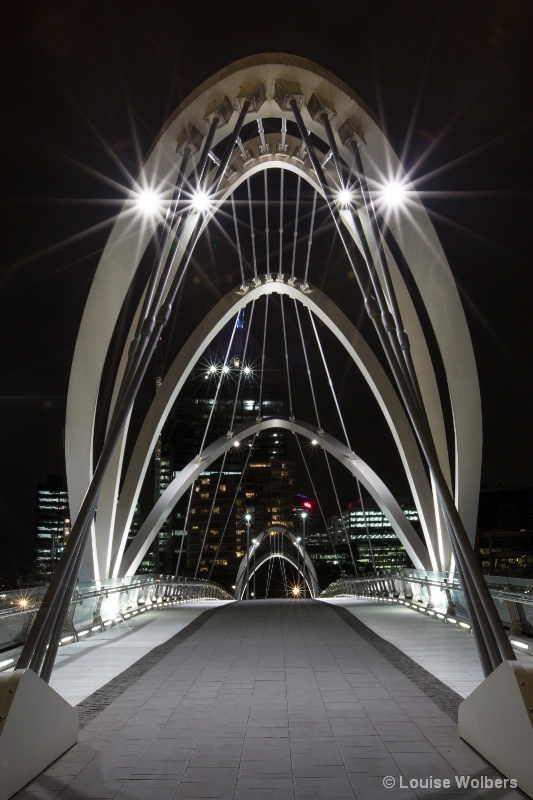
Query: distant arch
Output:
[[234, 525, 319, 600]]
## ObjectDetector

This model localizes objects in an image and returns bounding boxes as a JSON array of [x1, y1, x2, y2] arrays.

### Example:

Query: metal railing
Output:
[[0, 574, 233, 671], [319, 569, 533, 655]]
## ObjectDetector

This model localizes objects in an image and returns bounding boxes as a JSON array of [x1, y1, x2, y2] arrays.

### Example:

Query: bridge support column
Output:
[[0, 669, 78, 800], [458, 660, 533, 798]]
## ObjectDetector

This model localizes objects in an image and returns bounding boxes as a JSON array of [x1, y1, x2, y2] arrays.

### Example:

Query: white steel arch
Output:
[[106, 275, 439, 580], [65, 53, 481, 582], [117, 417, 430, 578], [233, 525, 320, 600]]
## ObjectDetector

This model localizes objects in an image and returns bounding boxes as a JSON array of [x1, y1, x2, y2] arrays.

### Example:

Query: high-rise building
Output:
[[35, 475, 71, 580], [326, 497, 421, 573], [148, 335, 292, 581]]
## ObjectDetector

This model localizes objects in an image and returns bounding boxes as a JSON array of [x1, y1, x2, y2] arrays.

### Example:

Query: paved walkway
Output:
[[50, 601, 230, 705], [322, 599, 487, 698], [14, 599, 527, 800], [323, 598, 531, 698]]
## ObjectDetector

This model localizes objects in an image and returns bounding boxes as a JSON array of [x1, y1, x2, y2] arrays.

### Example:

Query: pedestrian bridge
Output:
[[3, 52, 533, 798], [7, 596, 531, 800]]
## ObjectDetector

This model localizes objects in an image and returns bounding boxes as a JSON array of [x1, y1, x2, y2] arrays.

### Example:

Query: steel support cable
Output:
[[280, 555, 288, 596], [291, 101, 414, 414], [135, 148, 192, 347], [231, 192, 246, 285], [346, 205, 507, 667], [115, 118, 220, 419], [229, 300, 256, 434], [306, 310, 361, 575], [257, 118, 267, 151], [336, 139, 428, 577], [19, 102, 251, 678], [320, 114, 344, 188], [289, 100, 509, 673], [349, 141, 428, 437], [289, 102, 369, 299], [38, 511, 95, 681], [365, 296, 512, 672], [293, 297, 355, 574], [265, 554, 273, 598], [332, 180, 502, 666], [257, 296, 269, 419], [358, 487, 378, 575], [198, 314, 240, 455], [321, 117, 464, 589], [193, 450, 229, 580], [208, 433, 258, 581], [316, 111, 419, 418], [280, 296, 294, 419], [118, 109, 233, 421], [293, 301, 322, 428], [367, 291, 500, 667], [303, 192, 318, 286], [285, 294, 338, 569], [293, 434, 342, 573], [175, 483, 196, 577], [236, 136, 248, 160], [323, 448, 359, 577], [278, 169, 284, 275], [197, 303, 256, 577], [308, 311, 352, 451], [264, 171, 270, 278], [112, 148, 192, 420], [247, 179, 259, 280], [290, 177, 301, 280]]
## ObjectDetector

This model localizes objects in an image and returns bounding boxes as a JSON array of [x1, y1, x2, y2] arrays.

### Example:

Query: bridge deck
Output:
[[16, 599, 526, 800]]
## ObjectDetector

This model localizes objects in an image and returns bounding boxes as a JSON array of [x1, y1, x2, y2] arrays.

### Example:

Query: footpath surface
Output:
[[15, 599, 527, 800]]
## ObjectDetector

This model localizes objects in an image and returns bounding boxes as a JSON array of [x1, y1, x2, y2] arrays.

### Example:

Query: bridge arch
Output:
[[105, 274, 440, 580], [64, 53, 481, 584], [118, 417, 430, 578], [233, 525, 320, 600]]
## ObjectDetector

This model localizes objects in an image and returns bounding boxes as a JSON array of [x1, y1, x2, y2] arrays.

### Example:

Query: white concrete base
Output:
[[458, 659, 533, 798], [0, 669, 78, 800]]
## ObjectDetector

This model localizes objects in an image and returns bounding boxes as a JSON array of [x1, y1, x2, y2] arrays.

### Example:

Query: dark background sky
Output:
[[1, 0, 532, 581]]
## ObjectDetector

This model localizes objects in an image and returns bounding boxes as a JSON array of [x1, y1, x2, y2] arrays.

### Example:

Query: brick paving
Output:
[[14, 599, 528, 800]]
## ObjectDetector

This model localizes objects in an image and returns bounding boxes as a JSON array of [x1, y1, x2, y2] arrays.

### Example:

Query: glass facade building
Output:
[[35, 475, 71, 580], [326, 498, 421, 573]]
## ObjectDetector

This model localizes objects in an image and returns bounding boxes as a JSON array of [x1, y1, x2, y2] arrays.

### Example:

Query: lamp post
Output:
[[296, 537, 301, 593], [301, 512, 307, 597], [244, 514, 251, 600], [252, 539, 257, 599]]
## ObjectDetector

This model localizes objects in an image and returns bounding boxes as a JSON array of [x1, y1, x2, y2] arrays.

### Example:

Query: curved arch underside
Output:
[[233, 525, 320, 600], [65, 53, 482, 581], [105, 275, 440, 581], [118, 418, 430, 577]]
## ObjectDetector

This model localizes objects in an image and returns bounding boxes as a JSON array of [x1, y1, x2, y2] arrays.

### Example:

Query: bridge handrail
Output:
[[319, 569, 533, 603], [0, 574, 232, 666], [319, 568, 533, 649]]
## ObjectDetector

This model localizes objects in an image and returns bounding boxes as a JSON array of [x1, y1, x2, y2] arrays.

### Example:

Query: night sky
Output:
[[1, 0, 532, 582]]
